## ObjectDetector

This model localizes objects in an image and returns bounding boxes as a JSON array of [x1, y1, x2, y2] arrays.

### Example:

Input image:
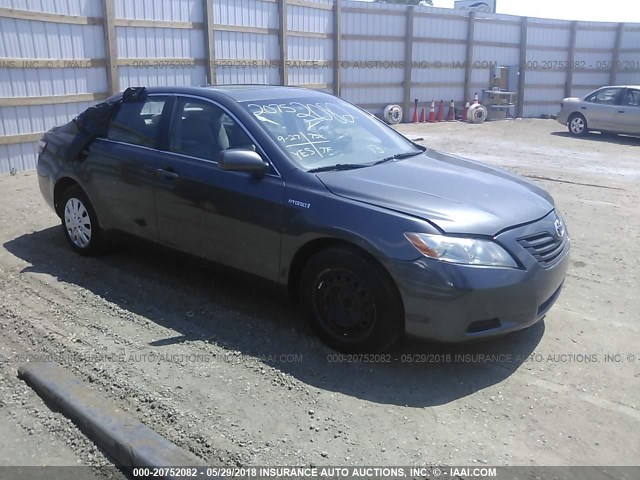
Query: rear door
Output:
[[153, 96, 285, 281], [614, 88, 640, 135], [581, 87, 624, 131], [84, 95, 173, 240]]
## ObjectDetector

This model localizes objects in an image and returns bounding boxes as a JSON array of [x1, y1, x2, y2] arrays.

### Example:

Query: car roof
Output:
[[597, 85, 640, 89], [143, 85, 333, 102]]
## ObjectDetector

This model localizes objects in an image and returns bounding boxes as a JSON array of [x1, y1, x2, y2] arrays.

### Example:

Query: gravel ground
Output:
[[0, 118, 638, 468]]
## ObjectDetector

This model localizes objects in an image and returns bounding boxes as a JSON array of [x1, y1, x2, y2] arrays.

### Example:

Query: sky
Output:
[[362, 0, 640, 23]]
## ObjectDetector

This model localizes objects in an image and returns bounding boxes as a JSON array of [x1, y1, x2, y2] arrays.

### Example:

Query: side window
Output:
[[107, 98, 168, 147], [585, 88, 622, 105], [169, 98, 256, 161], [623, 89, 640, 107]]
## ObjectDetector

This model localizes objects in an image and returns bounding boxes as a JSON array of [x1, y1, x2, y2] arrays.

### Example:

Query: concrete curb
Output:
[[17, 362, 206, 478]]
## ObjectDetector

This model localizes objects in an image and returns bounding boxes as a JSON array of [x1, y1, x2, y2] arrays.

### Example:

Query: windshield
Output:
[[241, 96, 422, 171]]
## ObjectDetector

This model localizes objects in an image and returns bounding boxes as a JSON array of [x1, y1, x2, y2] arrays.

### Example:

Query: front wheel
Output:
[[299, 247, 404, 353], [568, 113, 588, 136], [61, 186, 108, 256]]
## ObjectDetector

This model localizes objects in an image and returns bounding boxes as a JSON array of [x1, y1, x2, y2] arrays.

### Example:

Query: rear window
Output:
[[107, 98, 168, 148]]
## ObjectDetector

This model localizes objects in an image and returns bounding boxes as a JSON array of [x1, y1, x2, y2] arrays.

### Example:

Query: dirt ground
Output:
[[0, 119, 638, 472]]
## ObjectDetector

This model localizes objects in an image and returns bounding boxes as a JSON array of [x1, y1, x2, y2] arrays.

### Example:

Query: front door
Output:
[[153, 96, 285, 282], [615, 88, 640, 135], [582, 87, 624, 131]]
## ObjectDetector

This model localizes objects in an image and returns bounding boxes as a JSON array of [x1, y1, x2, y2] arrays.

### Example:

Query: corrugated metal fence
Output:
[[1, 0, 639, 173]]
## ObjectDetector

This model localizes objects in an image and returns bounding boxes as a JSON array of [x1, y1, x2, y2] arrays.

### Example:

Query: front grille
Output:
[[518, 232, 567, 267]]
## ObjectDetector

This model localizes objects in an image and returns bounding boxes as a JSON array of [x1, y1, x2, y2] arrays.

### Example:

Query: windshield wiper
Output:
[[371, 150, 424, 166], [307, 163, 369, 173]]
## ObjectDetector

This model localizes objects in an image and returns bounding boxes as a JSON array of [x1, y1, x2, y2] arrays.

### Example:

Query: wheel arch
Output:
[[53, 177, 81, 218], [286, 237, 404, 314]]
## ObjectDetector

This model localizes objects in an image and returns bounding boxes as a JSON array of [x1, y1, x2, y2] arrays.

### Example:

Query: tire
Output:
[[467, 103, 488, 123], [299, 246, 404, 353], [60, 185, 108, 256], [383, 104, 403, 125], [568, 113, 588, 136]]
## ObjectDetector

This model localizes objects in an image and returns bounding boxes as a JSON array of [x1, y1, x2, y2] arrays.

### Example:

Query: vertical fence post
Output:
[[610, 22, 624, 86], [565, 21, 577, 98], [102, 0, 118, 95], [333, 0, 342, 97], [203, 0, 216, 85], [464, 11, 476, 103], [278, 0, 288, 86], [402, 6, 415, 123], [516, 16, 528, 118]]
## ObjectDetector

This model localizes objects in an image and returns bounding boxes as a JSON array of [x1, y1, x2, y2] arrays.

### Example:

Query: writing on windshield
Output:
[[242, 97, 417, 170]]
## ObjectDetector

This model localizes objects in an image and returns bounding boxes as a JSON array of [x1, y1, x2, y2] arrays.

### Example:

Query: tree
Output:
[[374, 0, 434, 6]]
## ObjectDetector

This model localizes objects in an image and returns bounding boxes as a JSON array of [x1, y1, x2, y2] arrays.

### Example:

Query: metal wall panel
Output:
[[114, 0, 203, 22], [616, 73, 640, 85], [3, 0, 640, 173], [575, 24, 617, 49], [0, 19, 105, 58], [620, 27, 640, 49], [414, 14, 467, 41], [0, 67, 107, 97], [527, 25, 571, 48], [288, 5, 332, 34], [0, 101, 94, 136], [341, 85, 403, 112], [474, 45, 519, 67], [215, 65, 280, 85], [288, 36, 332, 61], [618, 27, 640, 86], [213, 0, 279, 86], [0, 0, 103, 17], [526, 69, 567, 86], [215, 31, 279, 60], [0, 142, 38, 174], [474, 19, 520, 44], [213, 0, 278, 29], [340, 0, 406, 105], [116, 27, 204, 59], [572, 70, 611, 89], [287, 36, 333, 87]]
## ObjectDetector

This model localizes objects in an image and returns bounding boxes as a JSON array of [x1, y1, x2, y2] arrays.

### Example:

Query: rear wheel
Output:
[[568, 113, 588, 136], [299, 246, 404, 352], [61, 186, 108, 256]]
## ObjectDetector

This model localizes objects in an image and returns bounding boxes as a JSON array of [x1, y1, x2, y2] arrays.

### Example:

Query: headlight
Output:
[[405, 232, 518, 268]]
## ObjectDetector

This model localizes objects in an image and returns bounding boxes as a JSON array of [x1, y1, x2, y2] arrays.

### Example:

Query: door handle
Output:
[[618, 110, 625, 113], [157, 167, 179, 179], [580, 107, 587, 110]]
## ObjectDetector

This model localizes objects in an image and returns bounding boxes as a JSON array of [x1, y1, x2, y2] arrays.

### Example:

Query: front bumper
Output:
[[389, 211, 570, 342], [557, 108, 571, 126]]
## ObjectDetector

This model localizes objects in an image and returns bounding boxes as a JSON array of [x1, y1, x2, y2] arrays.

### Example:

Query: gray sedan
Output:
[[38, 85, 570, 352], [558, 85, 640, 136]]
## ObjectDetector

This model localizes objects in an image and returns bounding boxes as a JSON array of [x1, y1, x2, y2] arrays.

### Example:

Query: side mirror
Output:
[[218, 149, 269, 174]]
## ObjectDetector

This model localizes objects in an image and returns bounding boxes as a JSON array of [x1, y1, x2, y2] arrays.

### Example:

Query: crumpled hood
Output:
[[316, 149, 554, 236]]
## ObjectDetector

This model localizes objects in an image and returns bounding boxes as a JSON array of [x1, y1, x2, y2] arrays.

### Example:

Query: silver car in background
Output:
[[557, 85, 640, 136]]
